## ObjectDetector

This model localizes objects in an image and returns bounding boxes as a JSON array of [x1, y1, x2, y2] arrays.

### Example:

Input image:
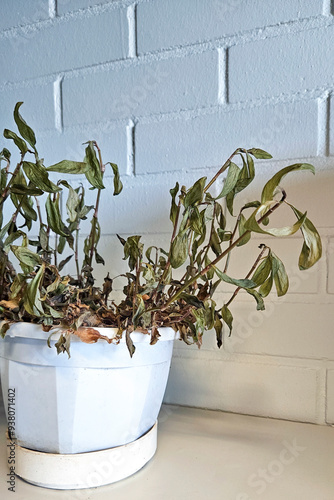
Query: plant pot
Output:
[[0, 323, 176, 488]]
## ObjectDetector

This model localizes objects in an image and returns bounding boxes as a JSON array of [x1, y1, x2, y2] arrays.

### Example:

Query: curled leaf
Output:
[[14, 102, 36, 150], [287, 203, 322, 270], [261, 163, 315, 203], [74, 327, 112, 344]]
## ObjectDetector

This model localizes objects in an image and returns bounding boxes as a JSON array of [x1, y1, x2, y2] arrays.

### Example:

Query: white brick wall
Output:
[[0, 0, 334, 425]]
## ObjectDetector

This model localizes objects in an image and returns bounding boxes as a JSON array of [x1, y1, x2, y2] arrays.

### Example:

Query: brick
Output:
[[0, 1, 49, 31], [229, 25, 334, 102], [0, 9, 128, 84], [328, 238, 334, 294], [164, 356, 319, 423], [0, 84, 54, 135], [329, 93, 334, 157], [37, 123, 127, 173], [137, 0, 321, 53], [326, 370, 334, 423], [223, 301, 334, 360], [62, 51, 218, 126], [57, 0, 112, 15], [135, 101, 318, 174]]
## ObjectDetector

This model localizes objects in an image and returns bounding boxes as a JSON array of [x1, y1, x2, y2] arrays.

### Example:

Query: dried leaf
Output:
[[74, 327, 112, 344], [14, 102, 36, 149]]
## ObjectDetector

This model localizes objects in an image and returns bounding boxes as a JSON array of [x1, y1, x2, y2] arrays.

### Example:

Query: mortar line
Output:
[[49, 0, 57, 19], [317, 91, 330, 156], [218, 47, 228, 104], [127, 3, 137, 58], [322, 0, 333, 15], [126, 119, 135, 176], [53, 75, 63, 132]]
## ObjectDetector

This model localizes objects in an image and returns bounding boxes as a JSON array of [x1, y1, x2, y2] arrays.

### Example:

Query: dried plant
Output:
[[0, 103, 322, 356]]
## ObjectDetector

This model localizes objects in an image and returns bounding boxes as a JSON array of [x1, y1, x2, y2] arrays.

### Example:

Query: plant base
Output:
[[7, 422, 157, 490]]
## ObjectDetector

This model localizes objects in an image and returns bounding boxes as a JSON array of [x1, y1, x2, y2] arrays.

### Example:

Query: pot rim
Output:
[[1, 321, 179, 343]]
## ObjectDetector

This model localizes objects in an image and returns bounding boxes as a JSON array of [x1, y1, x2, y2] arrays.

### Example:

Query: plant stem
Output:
[[0, 154, 25, 205], [34, 196, 43, 227], [204, 148, 244, 193], [159, 199, 181, 285], [162, 193, 286, 310], [223, 211, 242, 273], [200, 202, 217, 267], [87, 142, 105, 268], [75, 225, 80, 279], [225, 244, 268, 307]]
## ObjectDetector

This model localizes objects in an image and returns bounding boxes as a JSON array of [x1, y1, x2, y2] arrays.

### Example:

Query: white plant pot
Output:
[[0, 323, 176, 488]]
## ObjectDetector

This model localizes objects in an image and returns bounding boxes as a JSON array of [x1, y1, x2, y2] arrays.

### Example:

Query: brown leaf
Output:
[[150, 325, 161, 345], [0, 299, 20, 312], [74, 327, 112, 344]]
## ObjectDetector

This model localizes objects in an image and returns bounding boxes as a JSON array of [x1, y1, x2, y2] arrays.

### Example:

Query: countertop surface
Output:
[[0, 404, 333, 500]]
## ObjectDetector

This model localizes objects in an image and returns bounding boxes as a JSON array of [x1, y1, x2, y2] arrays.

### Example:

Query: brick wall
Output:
[[0, 0, 333, 424]]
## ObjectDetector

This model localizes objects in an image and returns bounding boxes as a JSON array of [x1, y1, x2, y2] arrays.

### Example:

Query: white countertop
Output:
[[0, 404, 333, 499]]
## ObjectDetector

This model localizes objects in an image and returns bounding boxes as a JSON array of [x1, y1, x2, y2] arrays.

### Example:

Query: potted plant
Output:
[[0, 103, 322, 489]]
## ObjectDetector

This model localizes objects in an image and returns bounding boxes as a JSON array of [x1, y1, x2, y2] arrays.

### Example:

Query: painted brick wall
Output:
[[0, 0, 334, 425]]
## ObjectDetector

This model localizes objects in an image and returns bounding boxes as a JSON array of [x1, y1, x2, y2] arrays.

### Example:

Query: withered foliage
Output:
[[0, 104, 322, 357]]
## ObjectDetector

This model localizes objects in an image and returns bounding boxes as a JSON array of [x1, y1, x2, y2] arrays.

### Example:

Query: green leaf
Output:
[[252, 256, 271, 286], [0, 322, 10, 339], [246, 288, 265, 310], [169, 182, 179, 224], [261, 163, 315, 203], [271, 251, 289, 297], [288, 204, 322, 270], [184, 177, 206, 209], [4, 231, 25, 253], [11, 245, 42, 268], [47, 160, 88, 174], [58, 255, 73, 271], [22, 161, 61, 193], [45, 305, 64, 319], [39, 225, 49, 251], [247, 148, 272, 159], [204, 255, 215, 280], [210, 228, 221, 257], [125, 328, 136, 358], [3, 128, 28, 155], [123, 235, 143, 271], [214, 266, 256, 289], [55, 332, 71, 358], [244, 201, 307, 237], [217, 162, 240, 199], [95, 250, 105, 265], [57, 236, 66, 254], [24, 263, 45, 316], [133, 294, 146, 329], [242, 200, 261, 210], [259, 274, 273, 297], [221, 304, 233, 336], [21, 196, 38, 222], [225, 155, 255, 215], [64, 184, 80, 222], [189, 207, 204, 235], [170, 232, 188, 269], [214, 313, 223, 348], [46, 194, 68, 237], [10, 184, 43, 196], [0, 148, 11, 161], [84, 142, 104, 190], [237, 213, 251, 246], [107, 163, 123, 195], [179, 293, 204, 309], [13, 102, 36, 150]]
